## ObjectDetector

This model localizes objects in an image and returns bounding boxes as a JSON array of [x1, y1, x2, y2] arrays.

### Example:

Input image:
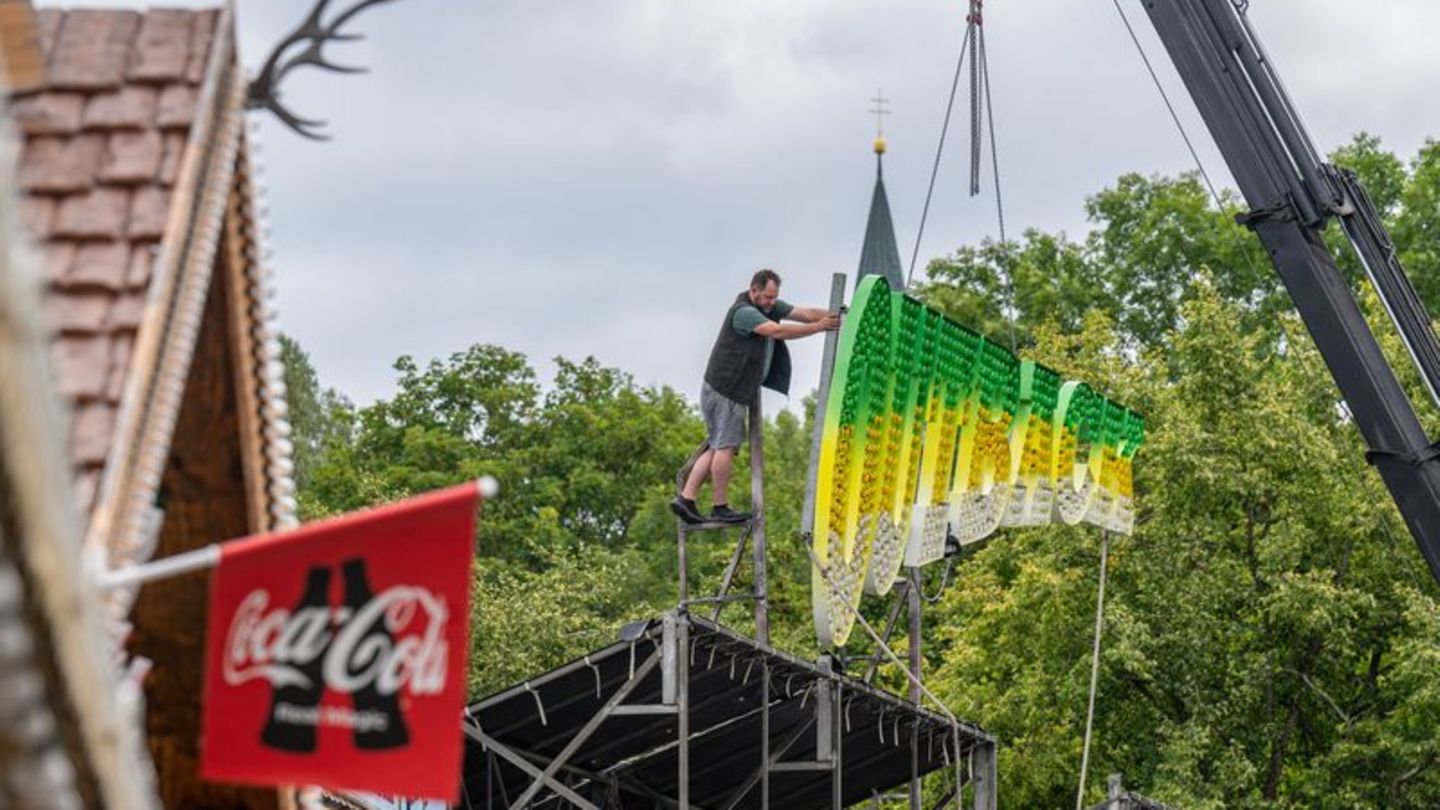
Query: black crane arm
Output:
[[1138, 0, 1440, 583]]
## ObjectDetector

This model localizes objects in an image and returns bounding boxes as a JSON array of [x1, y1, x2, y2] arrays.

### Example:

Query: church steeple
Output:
[[857, 91, 905, 291]]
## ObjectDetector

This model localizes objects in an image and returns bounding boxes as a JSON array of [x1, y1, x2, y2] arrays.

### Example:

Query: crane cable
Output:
[[906, 0, 1022, 607], [906, 18, 973, 288], [1108, 0, 1223, 206], [906, 2, 1019, 356], [1108, 0, 1433, 689], [1107, 0, 1363, 404], [978, 17, 1018, 354]]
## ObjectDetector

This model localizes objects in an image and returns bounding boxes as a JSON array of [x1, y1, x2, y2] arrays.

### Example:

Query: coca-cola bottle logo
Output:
[[224, 583, 450, 697]]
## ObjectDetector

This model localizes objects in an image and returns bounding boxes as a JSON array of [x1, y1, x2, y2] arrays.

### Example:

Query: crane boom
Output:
[[1139, 0, 1440, 583]]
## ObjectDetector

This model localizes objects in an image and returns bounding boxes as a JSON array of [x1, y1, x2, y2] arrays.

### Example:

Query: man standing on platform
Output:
[[672, 269, 841, 524]]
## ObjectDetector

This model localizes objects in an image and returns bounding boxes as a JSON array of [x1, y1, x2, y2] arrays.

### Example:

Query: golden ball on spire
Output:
[[873, 135, 888, 155]]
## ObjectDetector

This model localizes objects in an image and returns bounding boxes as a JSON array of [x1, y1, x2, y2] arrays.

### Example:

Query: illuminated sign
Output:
[[810, 276, 1144, 647]]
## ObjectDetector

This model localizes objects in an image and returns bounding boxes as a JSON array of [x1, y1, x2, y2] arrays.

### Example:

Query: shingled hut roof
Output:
[[9, 5, 296, 552], [14, 8, 217, 509]]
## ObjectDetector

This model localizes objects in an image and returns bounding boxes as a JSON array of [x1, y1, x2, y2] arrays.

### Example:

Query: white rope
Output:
[[1075, 530, 1111, 810]]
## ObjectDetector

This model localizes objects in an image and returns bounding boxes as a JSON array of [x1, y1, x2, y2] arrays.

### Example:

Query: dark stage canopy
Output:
[[459, 615, 995, 809]]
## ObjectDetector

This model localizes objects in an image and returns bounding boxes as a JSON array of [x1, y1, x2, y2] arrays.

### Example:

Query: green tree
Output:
[[304, 344, 703, 556], [277, 333, 354, 516], [1084, 173, 1278, 346], [297, 344, 712, 693], [467, 544, 669, 695], [1393, 139, 1440, 308]]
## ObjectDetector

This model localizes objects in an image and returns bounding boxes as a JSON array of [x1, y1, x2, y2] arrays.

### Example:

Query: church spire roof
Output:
[[857, 136, 906, 291]]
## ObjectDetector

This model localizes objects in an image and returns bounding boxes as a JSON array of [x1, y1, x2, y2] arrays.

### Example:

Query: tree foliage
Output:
[[277, 334, 352, 499]]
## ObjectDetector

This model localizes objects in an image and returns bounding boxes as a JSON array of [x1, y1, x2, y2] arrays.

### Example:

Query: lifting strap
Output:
[[1365, 441, 1440, 468]]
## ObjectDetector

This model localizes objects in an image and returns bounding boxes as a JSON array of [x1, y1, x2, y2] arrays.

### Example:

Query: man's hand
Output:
[[816, 312, 841, 332]]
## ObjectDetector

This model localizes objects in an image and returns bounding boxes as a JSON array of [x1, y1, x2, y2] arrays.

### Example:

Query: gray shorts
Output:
[[701, 382, 748, 450]]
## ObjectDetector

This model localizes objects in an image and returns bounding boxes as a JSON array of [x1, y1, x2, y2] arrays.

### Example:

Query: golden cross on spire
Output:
[[869, 89, 891, 155], [869, 89, 891, 138]]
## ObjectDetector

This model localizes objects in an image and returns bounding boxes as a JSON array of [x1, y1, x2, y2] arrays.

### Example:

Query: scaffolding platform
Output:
[[460, 613, 995, 809]]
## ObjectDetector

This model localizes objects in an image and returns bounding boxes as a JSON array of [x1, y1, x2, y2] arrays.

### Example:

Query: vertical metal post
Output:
[[907, 570, 923, 810], [677, 614, 690, 809], [832, 678, 844, 810], [972, 739, 997, 810], [816, 656, 834, 763], [662, 613, 677, 705], [749, 397, 769, 644], [801, 273, 849, 539], [761, 662, 771, 808], [677, 523, 688, 605]]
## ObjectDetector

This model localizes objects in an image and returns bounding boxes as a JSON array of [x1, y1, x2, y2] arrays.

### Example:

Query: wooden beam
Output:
[[220, 147, 271, 534], [0, 1, 46, 91]]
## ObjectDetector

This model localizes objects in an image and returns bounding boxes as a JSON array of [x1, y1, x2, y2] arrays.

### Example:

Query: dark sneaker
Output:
[[710, 505, 752, 524], [670, 496, 704, 524]]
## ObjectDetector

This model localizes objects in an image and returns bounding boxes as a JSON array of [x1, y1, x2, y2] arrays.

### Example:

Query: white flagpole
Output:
[[96, 544, 221, 590], [94, 477, 498, 591]]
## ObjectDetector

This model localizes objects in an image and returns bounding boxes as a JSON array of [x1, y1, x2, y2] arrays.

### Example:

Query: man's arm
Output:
[[784, 306, 833, 324], [754, 312, 840, 340]]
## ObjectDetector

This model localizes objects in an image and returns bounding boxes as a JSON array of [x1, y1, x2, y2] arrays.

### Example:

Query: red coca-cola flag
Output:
[[200, 482, 481, 801]]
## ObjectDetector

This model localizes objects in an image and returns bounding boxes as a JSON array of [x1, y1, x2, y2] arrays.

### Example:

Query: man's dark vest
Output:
[[703, 291, 792, 405]]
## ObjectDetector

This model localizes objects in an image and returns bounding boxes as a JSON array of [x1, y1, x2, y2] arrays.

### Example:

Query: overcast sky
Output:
[[75, 1, 1440, 409]]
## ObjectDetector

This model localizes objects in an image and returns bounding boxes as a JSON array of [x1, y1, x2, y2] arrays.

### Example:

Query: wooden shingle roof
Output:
[[11, 7, 221, 515]]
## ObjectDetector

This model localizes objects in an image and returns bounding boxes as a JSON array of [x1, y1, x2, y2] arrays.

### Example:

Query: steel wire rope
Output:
[[979, 23, 1019, 354], [1077, 3, 1411, 802], [1107, 0, 1324, 393], [1107, 0, 1304, 374], [1068, 4, 1227, 802], [920, 555, 958, 603], [905, 1, 1022, 356], [1076, 3, 1246, 804], [1109, 0, 1223, 204], [969, 14, 983, 198], [899, 0, 1023, 616], [906, 22, 972, 287]]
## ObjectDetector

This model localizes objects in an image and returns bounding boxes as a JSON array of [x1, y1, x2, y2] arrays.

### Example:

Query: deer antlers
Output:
[[245, 0, 402, 140]]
